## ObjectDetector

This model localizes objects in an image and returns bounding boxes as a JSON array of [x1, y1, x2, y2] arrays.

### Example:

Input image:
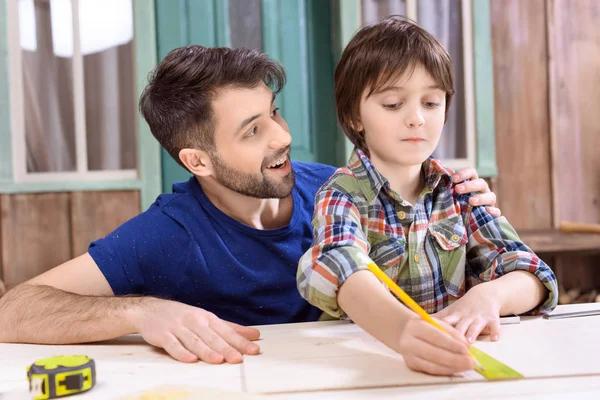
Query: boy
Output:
[[297, 16, 558, 376]]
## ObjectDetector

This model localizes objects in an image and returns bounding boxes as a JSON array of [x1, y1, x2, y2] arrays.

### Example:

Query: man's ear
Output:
[[179, 148, 213, 177]]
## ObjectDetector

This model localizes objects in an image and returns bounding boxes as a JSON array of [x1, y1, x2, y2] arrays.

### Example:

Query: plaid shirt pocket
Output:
[[428, 216, 468, 297]]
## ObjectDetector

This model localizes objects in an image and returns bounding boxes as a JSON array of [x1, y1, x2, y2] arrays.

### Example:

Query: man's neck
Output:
[[372, 161, 424, 206], [197, 177, 294, 230]]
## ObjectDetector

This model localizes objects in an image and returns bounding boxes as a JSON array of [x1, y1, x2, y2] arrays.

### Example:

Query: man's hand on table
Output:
[[134, 297, 260, 364]]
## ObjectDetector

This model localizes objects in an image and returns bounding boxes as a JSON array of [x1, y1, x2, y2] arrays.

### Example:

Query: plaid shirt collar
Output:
[[348, 147, 454, 204]]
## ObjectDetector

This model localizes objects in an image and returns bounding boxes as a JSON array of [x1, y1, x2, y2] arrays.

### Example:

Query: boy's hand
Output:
[[433, 284, 502, 343], [452, 167, 501, 218], [397, 318, 475, 376]]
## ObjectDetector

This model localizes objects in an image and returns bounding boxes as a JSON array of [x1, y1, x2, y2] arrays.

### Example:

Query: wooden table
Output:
[[1, 303, 599, 399]]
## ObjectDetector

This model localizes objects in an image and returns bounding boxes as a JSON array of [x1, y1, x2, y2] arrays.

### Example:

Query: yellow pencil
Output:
[[365, 261, 484, 371]]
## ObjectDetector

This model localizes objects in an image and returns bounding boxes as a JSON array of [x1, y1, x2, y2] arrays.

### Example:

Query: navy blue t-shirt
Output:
[[88, 161, 335, 326]]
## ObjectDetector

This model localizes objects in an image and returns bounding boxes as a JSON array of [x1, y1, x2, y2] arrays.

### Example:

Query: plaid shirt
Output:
[[297, 148, 558, 318]]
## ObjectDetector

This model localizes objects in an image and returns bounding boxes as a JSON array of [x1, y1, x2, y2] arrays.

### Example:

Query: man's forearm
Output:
[[0, 284, 142, 344], [485, 270, 548, 315], [337, 270, 417, 352]]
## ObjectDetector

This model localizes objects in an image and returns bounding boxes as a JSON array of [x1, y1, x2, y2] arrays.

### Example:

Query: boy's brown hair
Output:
[[139, 46, 286, 170], [334, 16, 455, 154]]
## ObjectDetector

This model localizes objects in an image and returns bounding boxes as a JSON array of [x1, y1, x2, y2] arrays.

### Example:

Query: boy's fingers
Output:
[[406, 355, 473, 376], [465, 318, 487, 344], [454, 317, 474, 337], [415, 320, 469, 354], [439, 313, 461, 326], [411, 335, 474, 370], [488, 319, 501, 341]]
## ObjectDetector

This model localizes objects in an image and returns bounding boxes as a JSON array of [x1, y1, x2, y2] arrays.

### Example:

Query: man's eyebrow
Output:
[[237, 93, 277, 132]]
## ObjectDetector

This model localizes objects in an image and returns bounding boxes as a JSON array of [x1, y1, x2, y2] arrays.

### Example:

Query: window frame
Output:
[[0, 0, 162, 210]]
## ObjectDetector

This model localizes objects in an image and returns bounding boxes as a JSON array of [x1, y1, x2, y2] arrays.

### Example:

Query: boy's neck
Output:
[[197, 176, 294, 230], [372, 160, 425, 206]]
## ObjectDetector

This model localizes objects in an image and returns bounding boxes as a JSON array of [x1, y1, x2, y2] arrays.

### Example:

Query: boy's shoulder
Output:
[[317, 165, 368, 199]]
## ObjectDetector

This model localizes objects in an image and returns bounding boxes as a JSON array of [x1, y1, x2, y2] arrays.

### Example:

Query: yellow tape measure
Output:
[[26, 355, 96, 400]]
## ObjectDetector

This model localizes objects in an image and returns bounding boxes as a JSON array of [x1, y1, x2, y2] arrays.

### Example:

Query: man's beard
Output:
[[210, 150, 295, 199]]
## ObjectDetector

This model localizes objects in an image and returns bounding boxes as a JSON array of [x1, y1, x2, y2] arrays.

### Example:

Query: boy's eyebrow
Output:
[[374, 84, 444, 94], [236, 93, 276, 133]]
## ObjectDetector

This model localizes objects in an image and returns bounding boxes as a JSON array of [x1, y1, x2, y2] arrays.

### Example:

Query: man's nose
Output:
[[269, 122, 292, 149]]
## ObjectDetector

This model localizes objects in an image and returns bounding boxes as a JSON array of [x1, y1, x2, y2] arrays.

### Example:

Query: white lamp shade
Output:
[[50, 0, 134, 57], [19, 0, 37, 51]]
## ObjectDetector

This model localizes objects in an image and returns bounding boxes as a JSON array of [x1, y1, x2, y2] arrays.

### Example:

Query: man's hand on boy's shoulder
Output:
[[432, 283, 502, 344], [452, 167, 501, 218]]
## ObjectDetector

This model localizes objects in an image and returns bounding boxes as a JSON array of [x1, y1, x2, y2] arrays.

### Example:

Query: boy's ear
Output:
[[349, 117, 364, 134], [179, 148, 214, 177]]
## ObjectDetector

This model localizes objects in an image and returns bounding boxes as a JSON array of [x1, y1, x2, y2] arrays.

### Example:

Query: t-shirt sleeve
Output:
[[88, 200, 191, 296]]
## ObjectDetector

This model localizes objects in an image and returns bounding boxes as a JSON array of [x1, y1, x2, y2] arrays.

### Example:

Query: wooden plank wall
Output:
[[0, 194, 71, 288], [548, 0, 600, 227], [490, 0, 553, 230], [70, 191, 140, 258], [547, 0, 600, 296], [490, 0, 600, 297], [0, 191, 140, 289]]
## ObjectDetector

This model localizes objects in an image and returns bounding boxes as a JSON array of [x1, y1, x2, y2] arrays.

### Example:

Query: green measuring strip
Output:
[[470, 346, 524, 379]]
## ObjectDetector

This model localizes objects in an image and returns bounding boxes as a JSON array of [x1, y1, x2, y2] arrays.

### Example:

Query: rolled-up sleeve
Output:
[[297, 189, 370, 318], [465, 205, 559, 314]]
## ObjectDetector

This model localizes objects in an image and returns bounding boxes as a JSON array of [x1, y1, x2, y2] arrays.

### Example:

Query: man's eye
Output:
[[271, 107, 280, 117], [246, 127, 257, 137]]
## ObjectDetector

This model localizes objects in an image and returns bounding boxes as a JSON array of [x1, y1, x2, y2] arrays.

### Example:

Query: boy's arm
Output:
[[297, 188, 474, 376], [338, 270, 474, 376], [296, 188, 371, 317], [435, 204, 558, 342]]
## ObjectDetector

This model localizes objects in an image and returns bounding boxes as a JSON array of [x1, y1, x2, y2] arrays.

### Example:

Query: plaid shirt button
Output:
[[398, 211, 407, 219], [414, 254, 421, 263]]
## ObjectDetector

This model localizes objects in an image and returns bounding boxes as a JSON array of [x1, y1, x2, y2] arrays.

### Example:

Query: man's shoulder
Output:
[[97, 177, 201, 241], [145, 176, 207, 218], [291, 161, 336, 194], [292, 161, 336, 179]]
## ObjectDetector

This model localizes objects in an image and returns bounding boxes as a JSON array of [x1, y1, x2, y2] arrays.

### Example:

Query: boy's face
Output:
[[206, 83, 295, 199], [356, 63, 446, 169]]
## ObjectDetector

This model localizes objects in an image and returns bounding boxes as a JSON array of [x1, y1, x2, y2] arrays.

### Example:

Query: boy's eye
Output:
[[271, 107, 280, 117], [382, 103, 402, 110], [424, 102, 441, 108]]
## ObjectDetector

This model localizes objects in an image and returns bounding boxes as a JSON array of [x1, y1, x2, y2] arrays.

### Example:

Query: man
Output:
[[0, 46, 499, 369]]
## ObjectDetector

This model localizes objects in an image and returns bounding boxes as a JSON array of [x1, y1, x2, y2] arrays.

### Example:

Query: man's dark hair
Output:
[[139, 45, 286, 169]]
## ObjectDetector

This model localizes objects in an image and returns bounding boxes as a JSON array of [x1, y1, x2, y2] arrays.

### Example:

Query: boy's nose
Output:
[[405, 109, 425, 128]]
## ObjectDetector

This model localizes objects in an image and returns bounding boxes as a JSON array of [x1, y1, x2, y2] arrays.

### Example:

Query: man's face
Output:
[[208, 83, 295, 199]]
